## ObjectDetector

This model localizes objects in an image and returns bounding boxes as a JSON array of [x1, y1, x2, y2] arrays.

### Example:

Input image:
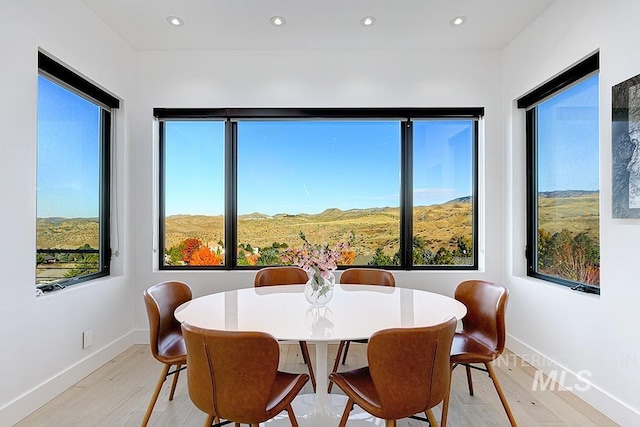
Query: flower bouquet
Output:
[[282, 232, 351, 305]]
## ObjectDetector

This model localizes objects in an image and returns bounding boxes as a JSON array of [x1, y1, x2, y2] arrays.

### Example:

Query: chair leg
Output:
[[142, 363, 170, 426], [300, 341, 316, 392], [328, 340, 347, 393], [465, 364, 474, 396], [341, 341, 351, 364], [169, 364, 182, 400], [425, 409, 438, 427], [385, 419, 397, 427], [441, 364, 453, 427], [485, 362, 517, 426], [204, 414, 214, 427], [442, 391, 450, 427], [298, 341, 309, 364], [338, 398, 353, 427], [286, 404, 299, 427]]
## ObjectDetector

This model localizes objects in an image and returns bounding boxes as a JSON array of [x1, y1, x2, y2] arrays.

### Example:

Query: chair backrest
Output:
[[143, 281, 192, 360], [254, 266, 308, 287], [181, 323, 281, 424], [339, 268, 396, 287], [455, 280, 509, 357], [181, 322, 217, 418], [367, 317, 456, 420]]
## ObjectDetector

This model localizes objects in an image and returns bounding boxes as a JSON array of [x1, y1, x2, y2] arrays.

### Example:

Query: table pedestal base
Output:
[[263, 393, 380, 426]]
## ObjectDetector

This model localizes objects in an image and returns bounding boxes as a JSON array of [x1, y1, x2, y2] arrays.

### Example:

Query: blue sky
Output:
[[37, 76, 100, 218], [165, 119, 474, 216], [537, 74, 600, 192], [38, 73, 599, 219]]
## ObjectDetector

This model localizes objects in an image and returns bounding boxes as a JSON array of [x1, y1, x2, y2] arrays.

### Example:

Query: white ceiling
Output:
[[81, 0, 556, 51]]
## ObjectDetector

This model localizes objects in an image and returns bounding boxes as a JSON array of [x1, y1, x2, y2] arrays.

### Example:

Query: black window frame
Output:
[[36, 51, 118, 289], [518, 52, 600, 295], [155, 108, 482, 271]]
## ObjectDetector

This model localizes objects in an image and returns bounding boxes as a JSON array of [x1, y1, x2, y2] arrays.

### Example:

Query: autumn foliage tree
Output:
[[339, 247, 355, 265], [189, 246, 222, 266], [181, 238, 202, 263], [538, 228, 600, 285]]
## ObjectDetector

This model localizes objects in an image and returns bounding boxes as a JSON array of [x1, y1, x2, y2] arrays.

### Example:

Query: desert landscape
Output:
[[36, 191, 599, 284]]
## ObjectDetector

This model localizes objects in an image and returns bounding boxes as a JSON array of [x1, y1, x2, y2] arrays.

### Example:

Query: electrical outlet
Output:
[[83, 328, 93, 349]]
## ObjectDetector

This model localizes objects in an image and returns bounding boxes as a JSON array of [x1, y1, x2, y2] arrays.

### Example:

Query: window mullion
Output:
[[226, 120, 238, 269], [400, 120, 413, 268]]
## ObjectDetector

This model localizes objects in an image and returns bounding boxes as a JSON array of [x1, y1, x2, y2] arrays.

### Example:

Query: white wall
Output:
[[0, 1, 137, 424], [7, 0, 639, 425], [503, 0, 640, 425], [132, 48, 505, 332]]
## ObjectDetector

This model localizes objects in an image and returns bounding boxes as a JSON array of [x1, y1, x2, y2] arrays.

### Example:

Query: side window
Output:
[[36, 53, 118, 290], [519, 54, 600, 293]]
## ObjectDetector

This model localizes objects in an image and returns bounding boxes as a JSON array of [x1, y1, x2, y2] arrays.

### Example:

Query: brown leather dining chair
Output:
[[254, 266, 316, 392], [328, 268, 395, 392], [182, 323, 309, 427], [142, 281, 192, 426], [443, 280, 517, 427], [329, 317, 457, 427]]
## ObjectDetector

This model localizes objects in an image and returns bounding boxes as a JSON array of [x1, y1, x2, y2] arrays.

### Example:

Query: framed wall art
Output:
[[612, 72, 640, 218]]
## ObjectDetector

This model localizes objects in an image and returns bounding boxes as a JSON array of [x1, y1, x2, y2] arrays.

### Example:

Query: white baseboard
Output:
[[133, 328, 150, 345], [507, 335, 640, 426], [0, 331, 136, 426]]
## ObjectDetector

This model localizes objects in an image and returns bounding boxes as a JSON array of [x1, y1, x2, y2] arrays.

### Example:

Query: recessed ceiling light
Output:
[[167, 16, 184, 26], [361, 16, 376, 27], [270, 16, 286, 26], [450, 16, 467, 26]]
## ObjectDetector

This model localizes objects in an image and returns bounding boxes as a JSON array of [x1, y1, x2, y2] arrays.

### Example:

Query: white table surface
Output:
[[174, 284, 467, 426]]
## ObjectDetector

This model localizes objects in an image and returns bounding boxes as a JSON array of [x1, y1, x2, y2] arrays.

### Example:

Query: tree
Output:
[[412, 236, 433, 265], [369, 248, 393, 266], [65, 245, 99, 278], [432, 247, 454, 265], [237, 250, 248, 266], [339, 248, 355, 265], [166, 242, 185, 265], [257, 247, 281, 265], [538, 228, 600, 285], [452, 235, 473, 257], [189, 246, 222, 266], [181, 238, 202, 263]]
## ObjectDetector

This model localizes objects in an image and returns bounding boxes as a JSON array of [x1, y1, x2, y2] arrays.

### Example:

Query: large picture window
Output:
[[36, 52, 118, 289], [519, 53, 600, 293], [156, 109, 481, 270]]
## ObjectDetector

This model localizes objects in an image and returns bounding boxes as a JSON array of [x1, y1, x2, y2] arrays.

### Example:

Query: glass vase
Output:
[[304, 271, 335, 307]]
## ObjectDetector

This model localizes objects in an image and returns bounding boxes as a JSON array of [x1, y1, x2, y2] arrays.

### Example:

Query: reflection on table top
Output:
[[175, 284, 466, 342]]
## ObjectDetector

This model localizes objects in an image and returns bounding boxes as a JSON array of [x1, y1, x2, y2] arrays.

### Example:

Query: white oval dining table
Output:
[[174, 284, 467, 426]]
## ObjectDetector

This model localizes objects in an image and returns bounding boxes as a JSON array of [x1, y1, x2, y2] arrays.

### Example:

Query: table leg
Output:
[[300, 342, 341, 424]]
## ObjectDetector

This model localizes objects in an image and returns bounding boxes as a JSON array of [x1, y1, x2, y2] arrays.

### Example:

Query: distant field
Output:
[[35, 192, 600, 256], [538, 192, 599, 240], [36, 217, 99, 249], [164, 202, 474, 258]]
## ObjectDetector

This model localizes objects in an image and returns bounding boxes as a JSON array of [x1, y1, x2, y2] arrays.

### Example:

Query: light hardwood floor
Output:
[[15, 344, 617, 427]]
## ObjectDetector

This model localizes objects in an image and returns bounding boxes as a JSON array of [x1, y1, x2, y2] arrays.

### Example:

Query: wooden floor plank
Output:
[[14, 345, 618, 427]]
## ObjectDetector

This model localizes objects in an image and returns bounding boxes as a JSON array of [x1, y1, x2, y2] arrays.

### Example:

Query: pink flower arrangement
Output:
[[281, 232, 350, 293]]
